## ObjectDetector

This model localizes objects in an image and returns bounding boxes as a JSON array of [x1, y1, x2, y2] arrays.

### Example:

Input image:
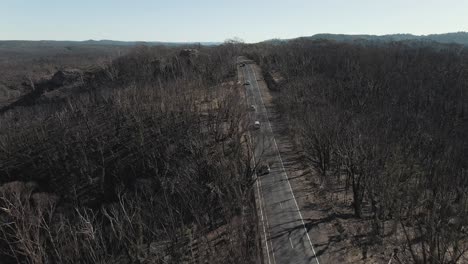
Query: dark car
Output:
[[257, 163, 270, 175]]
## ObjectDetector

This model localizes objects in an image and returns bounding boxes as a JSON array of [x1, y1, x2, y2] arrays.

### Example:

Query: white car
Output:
[[254, 121, 261, 129], [244, 81, 251, 86]]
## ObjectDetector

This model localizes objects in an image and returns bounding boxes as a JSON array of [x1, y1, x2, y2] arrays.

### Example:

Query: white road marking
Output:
[[249, 65, 321, 264], [289, 237, 295, 249]]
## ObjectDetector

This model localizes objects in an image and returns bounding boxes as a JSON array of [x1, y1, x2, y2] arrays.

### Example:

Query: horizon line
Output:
[[1, 31, 467, 44]]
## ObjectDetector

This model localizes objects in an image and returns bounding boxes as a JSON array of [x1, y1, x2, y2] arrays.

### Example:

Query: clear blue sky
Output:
[[1, 0, 467, 43]]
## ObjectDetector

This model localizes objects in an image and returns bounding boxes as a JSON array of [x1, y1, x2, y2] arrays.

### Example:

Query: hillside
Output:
[[0, 41, 222, 108]]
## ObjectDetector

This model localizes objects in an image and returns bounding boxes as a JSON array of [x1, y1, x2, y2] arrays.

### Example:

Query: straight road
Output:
[[239, 58, 321, 264]]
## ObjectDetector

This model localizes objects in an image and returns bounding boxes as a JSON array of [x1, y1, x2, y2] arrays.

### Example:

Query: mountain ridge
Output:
[[263, 31, 468, 45], [0, 39, 222, 47]]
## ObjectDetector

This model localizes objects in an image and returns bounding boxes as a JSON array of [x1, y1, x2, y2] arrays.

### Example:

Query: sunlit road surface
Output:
[[240, 58, 321, 264]]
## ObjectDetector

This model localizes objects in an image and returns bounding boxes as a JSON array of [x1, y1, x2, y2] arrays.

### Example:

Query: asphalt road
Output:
[[239, 59, 321, 264]]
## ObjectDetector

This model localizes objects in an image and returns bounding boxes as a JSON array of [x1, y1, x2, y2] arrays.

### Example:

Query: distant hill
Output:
[[80, 39, 221, 46], [0, 40, 221, 48], [263, 32, 468, 45]]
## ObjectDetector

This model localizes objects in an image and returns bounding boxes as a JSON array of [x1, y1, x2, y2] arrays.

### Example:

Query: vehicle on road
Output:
[[257, 163, 270, 175], [244, 81, 250, 85], [249, 105, 256, 112], [254, 121, 261, 129], [240, 63, 245, 67]]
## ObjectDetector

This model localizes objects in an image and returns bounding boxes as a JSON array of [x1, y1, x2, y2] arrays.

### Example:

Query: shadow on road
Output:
[[268, 212, 355, 240]]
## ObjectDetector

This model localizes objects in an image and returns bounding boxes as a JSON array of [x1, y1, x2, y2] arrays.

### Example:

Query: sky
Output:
[[1, 0, 467, 43]]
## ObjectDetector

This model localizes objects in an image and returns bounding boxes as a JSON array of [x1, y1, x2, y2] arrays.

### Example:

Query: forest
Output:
[[1, 37, 467, 263], [0, 44, 258, 263], [245, 39, 468, 263]]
